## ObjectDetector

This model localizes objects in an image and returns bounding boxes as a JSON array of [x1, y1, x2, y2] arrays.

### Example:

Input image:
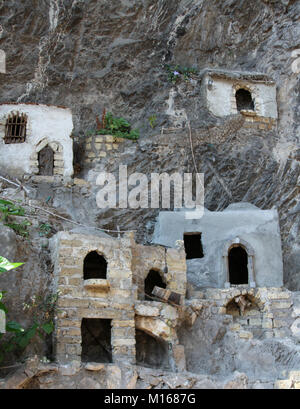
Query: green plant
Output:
[[164, 64, 198, 84], [0, 257, 57, 362], [148, 115, 157, 129], [38, 223, 52, 237], [5, 219, 31, 238], [0, 256, 25, 361], [0, 199, 25, 222], [94, 112, 140, 140]]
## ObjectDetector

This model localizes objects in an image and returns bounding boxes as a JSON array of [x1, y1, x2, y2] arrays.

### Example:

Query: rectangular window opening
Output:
[[184, 233, 204, 259], [81, 318, 112, 363]]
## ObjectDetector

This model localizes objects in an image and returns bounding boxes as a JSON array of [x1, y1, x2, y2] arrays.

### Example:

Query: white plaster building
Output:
[[153, 203, 284, 289], [201, 69, 278, 120], [0, 103, 73, 178]]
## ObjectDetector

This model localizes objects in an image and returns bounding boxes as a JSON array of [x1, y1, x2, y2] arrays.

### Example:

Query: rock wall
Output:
[[0, 1, 299, 288]]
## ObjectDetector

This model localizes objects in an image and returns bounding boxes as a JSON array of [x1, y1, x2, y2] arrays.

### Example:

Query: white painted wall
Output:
[[0, 104, 73, 178], [205, 75, 278, 119], [153, 203, 283, 288]]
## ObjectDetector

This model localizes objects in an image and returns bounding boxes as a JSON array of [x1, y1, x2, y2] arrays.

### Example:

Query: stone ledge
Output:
[[84, 279, 110, 290]]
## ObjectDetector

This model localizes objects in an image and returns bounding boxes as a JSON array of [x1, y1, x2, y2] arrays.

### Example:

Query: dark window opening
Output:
[[136, 330, 170, 370], [184, 233, 204, 259], [38, 145, 54, 176], [4, 112, 27, 144], [81, 318, 112, 363], [228, 246, 248, 285], [144, 269, 166, 301], [83, 251, 107, 280], [235, 88, 255, 111]]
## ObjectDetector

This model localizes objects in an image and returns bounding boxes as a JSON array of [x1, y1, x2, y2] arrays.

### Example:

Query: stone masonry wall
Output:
[[204, 287, 294, 340], [50, 231, 187, 367], [51, 232, 136, 365]]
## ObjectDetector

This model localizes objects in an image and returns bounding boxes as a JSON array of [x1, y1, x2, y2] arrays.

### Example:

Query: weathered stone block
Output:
[[135, 303, 160, 317], [238, 330, 253, 339], [106, 365, 122, 389], [111, 339, 135, 347], [273, 319, 287, 328], [113, 320, 135, 328], [85, 362, 105, 371], [262, 319, 273, 329], [172, 345, 186, 371], [275, 379, 292, 389], [249, 318, 262, 327]]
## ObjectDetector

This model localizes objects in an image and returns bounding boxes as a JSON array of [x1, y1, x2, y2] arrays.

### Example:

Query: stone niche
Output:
[[153, 202, 284, 289], [201, 69, 277, 128], [50, 231, 187, 367], [0, 103, 73, 179]]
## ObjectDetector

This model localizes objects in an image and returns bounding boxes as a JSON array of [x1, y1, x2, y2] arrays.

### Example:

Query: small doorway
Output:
[[228, 246, 248, 285], [38, 145, 54, 176], [235, 88, 255, 111]]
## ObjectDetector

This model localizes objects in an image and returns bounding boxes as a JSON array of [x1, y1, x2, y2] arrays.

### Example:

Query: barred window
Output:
[[4, 112, 27, 144]]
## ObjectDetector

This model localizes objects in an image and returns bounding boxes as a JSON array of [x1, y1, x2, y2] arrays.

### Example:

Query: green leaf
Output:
[[41, 321, 54, 335], [17, 325, 38, 348], [0, 256, 24, 273], [6, 320, 24, 333], [0, 302, 8, 314]]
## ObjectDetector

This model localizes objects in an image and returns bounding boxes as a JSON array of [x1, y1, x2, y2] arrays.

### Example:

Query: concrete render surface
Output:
[[153, 202, 284, 289]]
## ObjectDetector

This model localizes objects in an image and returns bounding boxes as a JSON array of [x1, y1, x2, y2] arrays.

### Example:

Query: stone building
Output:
[[153, 203, 283, 289], [50, 231, 187, 370], [0, 103, 73, 179], [201, 68, 278, 129]]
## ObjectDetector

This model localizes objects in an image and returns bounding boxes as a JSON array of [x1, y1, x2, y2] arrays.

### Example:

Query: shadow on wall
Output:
[[136, 329, 170, 370]]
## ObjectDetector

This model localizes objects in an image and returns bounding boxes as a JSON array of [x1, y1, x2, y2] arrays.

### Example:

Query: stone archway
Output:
[[223, 237, 256, 288], [31, 138, 64, 176]]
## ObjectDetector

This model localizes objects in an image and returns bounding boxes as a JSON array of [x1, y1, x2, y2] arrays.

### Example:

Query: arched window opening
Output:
[[38, 145, 54, 176], [4, 112, 27, 144], [83, 251, 107, 280], [144, 269, 166, 301], [228, 246, 248, 285], [235, 88, 255, 111], [81, 318, 112, 363], [136, 330, 170, 370]]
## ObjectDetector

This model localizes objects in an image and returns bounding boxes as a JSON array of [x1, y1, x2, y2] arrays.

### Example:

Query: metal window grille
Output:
[[4, 112, 27, 144]]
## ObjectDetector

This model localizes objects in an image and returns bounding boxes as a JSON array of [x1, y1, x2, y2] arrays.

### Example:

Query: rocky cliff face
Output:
[[0, 1, 299, 284]]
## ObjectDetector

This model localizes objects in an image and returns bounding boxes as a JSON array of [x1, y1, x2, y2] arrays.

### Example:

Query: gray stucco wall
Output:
[[152, 203, 283, 289]]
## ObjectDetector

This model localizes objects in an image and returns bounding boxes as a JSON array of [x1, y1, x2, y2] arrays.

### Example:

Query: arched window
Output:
[[4, 112, 27, 144], [228, 246, 248, 285], [38, 145, 54, 176], [83, 251, 107, 280], [144, 269, 166, 301], [235, 88, 254, 111]]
